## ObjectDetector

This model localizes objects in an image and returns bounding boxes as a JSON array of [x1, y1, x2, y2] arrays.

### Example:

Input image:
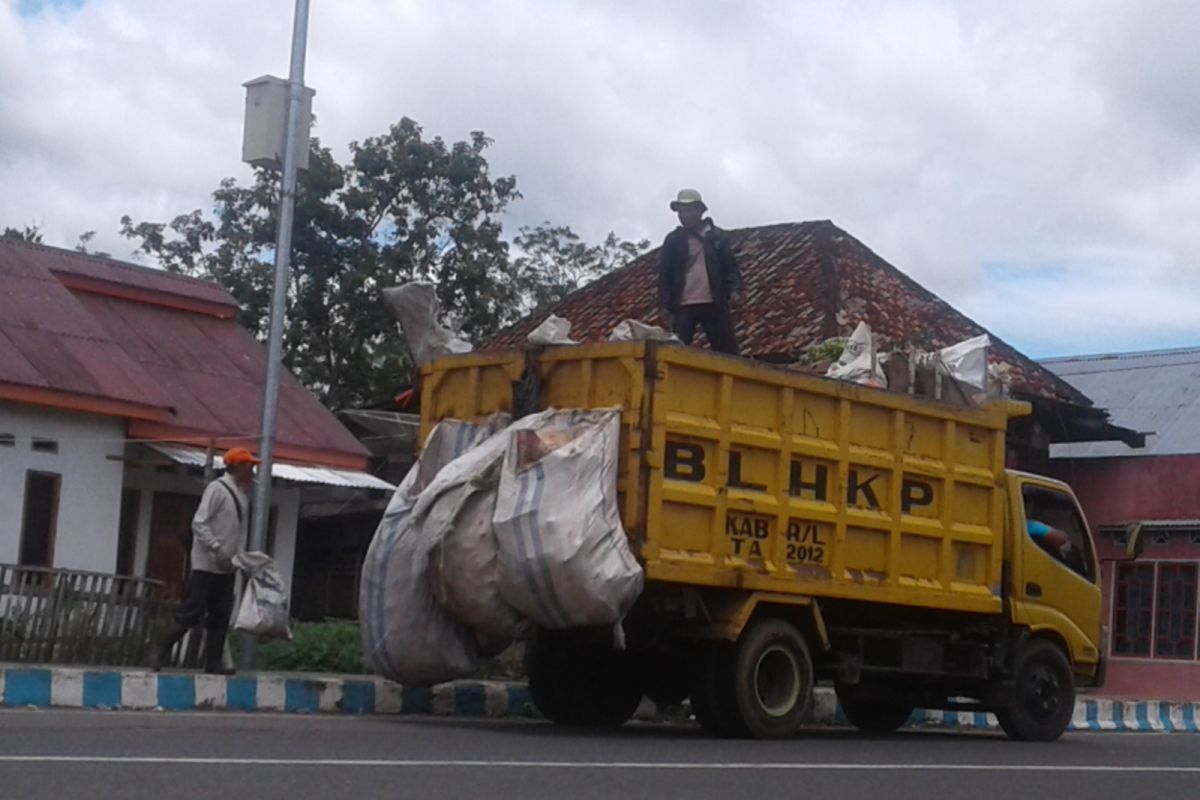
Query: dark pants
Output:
[[175, 570, 236, 630], [157, 571, 235, 672], [673, 303, 740, 355]]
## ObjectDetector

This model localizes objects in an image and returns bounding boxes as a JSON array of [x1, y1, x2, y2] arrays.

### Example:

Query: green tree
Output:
[[121, 118, 521, 409], [512, 224, 649, 312], [2, 224, 43, 243], [121, 118, 647, 409]]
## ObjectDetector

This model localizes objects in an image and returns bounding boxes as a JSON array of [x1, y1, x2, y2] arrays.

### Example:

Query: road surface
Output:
[[1, 708, 1195, 800]]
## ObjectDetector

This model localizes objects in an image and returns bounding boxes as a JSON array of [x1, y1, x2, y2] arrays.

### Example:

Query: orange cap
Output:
[[224, 447, 261, 466]]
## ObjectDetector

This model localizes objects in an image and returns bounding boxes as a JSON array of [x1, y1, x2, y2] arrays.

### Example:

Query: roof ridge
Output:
[[0, 236, 228, 292], [1041, 345, 1200, 363]]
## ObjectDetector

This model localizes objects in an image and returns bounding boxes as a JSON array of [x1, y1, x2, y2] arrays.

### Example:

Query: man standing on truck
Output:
[[153, 447, 259, 675], [658, 189, 742, 355]]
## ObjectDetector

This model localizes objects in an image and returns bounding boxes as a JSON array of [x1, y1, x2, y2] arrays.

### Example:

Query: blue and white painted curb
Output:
[[2, 665, 1197, 732], [813, 688, 1200, 733], [0, 665, 529, 717]]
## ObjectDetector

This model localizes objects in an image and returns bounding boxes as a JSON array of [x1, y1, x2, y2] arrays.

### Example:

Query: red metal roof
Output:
[[488, 221, 1090, 406], [0, 238, 368, 467]]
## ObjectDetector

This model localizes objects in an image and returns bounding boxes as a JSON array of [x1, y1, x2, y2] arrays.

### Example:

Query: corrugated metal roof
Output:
[[11, 238, 236, 309], [146, 443, 394, 491], [487, 220, 1089, 406], [1043, 347, 1200, 458], [74, 292, 369, 462], [0, 238, 369, 467], [0, 244, 174, 412]]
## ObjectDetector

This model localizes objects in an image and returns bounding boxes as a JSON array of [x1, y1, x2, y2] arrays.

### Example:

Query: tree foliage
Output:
[[119, 118, 645, 409], [513, 224, 649, 312], [2, 224, 43, 243]]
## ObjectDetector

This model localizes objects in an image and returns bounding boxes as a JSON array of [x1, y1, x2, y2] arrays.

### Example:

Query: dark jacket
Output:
[[658, 221, 741, 312]]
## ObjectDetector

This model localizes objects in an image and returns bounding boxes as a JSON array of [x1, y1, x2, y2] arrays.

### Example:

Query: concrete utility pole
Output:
[[245, 0, 312, 670]]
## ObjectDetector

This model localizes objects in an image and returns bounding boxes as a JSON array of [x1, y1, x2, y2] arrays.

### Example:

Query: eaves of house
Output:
[[0, 238, 369, 470]]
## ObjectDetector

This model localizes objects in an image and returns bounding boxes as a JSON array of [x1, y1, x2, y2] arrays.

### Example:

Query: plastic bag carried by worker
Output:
[[492, 409, 644, 630], [232, 551, 292, 641]]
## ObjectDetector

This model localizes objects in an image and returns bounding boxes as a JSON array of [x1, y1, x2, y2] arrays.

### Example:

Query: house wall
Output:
[[0, 402, 126, 571], [1049, 455, 1200, 701], [121, 461, 301, 593]]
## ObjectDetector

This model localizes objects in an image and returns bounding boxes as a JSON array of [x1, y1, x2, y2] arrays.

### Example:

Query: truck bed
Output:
[[421, 342, 1029, 617]]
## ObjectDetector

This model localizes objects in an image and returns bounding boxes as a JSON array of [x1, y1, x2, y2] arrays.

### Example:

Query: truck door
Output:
[[1010, 481, 1103, 672]]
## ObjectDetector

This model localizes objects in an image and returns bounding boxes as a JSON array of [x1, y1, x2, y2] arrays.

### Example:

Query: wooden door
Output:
[[146, 492, 199, 601]]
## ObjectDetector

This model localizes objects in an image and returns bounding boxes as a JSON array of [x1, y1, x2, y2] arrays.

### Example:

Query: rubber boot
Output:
[[203, 628, 235, 676], [153, 623, 190, 672]]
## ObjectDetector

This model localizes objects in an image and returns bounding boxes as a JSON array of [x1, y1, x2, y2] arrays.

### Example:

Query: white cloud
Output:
[[2, 0, 1199, 357]]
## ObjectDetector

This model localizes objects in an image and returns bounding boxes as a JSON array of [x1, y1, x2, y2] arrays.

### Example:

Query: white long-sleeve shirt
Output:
[[190, 474, 249, 574]]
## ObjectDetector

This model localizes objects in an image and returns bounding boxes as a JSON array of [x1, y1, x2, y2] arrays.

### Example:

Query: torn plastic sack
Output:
[[608, 319, 680, 343], [826, 321, 886, 388], [938, 334, 990, 390], [526, 314, 578, 346], [382, 282, 472, 366], [232, 551, 292, 641], [358, 418, 503, 685], [492, 409, 644, 630]]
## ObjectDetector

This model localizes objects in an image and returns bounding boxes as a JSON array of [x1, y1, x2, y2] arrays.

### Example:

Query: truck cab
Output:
[[1007, 472, 1104, 684]]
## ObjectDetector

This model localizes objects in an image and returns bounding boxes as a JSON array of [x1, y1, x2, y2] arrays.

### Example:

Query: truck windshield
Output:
[[1021, 486, 1096, 583]]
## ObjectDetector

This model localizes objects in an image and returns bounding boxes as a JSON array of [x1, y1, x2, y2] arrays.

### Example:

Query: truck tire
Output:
[[835, 682, 915, 733], [729, 618, 814, 739], [525, 633, 579, 725], [689, 645, 750, 738], [526, 632, 642, 729], [995, 640, 1075, 742]]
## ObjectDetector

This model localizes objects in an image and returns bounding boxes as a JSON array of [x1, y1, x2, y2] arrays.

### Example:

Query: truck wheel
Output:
[[729, 618, 814, 739], [526, 632, 641, 729], [996, 640, 1075, 742], [689, 645, 750, 738], [835, 682, 915, 733], [525, 633, 579, 725]]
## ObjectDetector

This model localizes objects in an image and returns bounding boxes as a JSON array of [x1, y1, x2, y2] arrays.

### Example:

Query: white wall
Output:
[[0, 401, 126, 571], [122, 456, 302, 593]]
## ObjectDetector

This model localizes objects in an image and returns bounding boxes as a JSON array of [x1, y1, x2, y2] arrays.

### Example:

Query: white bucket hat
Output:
[[670, 188, 707, 212]]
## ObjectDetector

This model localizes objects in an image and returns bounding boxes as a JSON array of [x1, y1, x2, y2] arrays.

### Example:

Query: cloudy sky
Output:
[[3, 0, 1198, 358]]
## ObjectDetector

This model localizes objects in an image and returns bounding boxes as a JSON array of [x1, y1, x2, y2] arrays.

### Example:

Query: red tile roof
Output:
[[488, 220, 1090, 406], [0, 238, 368, 468]]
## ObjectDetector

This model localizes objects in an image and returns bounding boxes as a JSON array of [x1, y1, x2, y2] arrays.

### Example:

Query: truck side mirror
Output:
[[1124, 522, 1144, 560]]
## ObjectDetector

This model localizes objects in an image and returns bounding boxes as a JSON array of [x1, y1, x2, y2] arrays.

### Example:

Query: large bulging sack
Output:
[[492, 409, 644, 629], [359, 417, 506, 685], [421, 428, 533, 651]]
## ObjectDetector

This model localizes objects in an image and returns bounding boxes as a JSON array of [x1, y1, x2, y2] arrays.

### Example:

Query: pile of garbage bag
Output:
[[796, 322, 1003, 407], [359, 409, 644, 686]]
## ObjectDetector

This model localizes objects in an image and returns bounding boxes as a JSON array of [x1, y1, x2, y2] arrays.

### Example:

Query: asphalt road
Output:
[[1, 709, 1197, 800]]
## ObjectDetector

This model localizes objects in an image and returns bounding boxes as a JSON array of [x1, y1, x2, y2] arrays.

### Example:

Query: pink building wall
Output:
[[1049, 455, 1200, 700]]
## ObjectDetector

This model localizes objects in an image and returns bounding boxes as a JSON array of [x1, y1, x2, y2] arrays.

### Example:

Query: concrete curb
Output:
[[3, 665, 1197, 732], [0, 666, 530, 717]]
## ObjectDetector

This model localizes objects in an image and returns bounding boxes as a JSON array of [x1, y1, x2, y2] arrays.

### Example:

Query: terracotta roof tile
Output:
[[488, 221, 1090, 406]]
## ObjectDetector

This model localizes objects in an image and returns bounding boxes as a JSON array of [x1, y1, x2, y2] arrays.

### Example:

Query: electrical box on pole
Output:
[[242, 75, 315, 170]]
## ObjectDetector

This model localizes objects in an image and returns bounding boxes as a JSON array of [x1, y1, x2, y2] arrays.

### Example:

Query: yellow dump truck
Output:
[[421, 342, 1103, 741]]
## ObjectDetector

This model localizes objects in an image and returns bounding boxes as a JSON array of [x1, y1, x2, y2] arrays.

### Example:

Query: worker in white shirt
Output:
[[154, 447, 259, 674]]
